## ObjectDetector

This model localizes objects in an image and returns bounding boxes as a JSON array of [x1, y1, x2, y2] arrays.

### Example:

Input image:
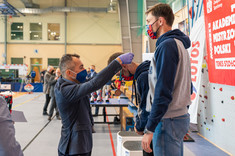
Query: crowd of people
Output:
[[0, 3, 192, 156]]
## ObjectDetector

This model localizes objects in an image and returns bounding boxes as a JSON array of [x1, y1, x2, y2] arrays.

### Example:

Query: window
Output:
[[11, 58, 23, 64], [48, 23, 60, 41], [48, 58, 60, 68], [171, 0, 186, 13], [11, 23, 23, 40], [30, 23, 42, 40]]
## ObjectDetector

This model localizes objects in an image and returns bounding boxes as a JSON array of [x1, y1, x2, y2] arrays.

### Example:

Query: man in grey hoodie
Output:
[[142, 3, 192, 155]]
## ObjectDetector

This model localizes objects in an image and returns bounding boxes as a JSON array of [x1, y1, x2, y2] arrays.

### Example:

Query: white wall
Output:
[[67, 12, 121, 44], [197, 49, 235, 155]]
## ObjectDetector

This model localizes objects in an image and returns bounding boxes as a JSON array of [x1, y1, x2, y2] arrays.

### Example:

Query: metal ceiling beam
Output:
[[20, 0, 39, 8], [18, 7, 109, 14]]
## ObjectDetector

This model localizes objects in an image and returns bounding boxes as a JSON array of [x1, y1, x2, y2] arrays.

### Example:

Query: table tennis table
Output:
[[90, 98, 132, 130]]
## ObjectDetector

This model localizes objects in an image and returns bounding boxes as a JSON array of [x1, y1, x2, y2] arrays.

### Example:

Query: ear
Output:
[[66, 69, 72, 77], [159, 17, 165, 26]]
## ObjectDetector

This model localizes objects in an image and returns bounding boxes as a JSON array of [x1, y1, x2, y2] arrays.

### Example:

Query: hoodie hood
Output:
[[134, 60, 151, 80], [156, 29, 191, 49]]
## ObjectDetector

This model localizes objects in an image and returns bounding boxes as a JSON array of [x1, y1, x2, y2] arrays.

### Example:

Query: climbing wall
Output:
[[197, 51, 235, 155]]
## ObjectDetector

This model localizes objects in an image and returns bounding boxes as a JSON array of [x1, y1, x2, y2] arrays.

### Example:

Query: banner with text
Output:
[[204, 0, 235, 86], [188, 16, 205, 124]]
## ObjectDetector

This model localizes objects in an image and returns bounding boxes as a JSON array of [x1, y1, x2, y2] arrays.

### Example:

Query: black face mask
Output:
[[51, 70, 55, 74]]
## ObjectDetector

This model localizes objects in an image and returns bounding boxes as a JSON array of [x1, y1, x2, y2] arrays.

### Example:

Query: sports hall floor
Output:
[[11, 92, 230, 156]]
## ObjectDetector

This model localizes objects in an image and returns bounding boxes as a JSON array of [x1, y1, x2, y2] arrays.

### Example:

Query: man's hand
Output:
[[142, 133, 153, 153], [116, 52, 134, 64]]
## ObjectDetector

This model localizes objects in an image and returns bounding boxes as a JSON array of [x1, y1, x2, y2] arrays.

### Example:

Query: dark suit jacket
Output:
[[87, 71, 97, 79], [54, 60, 121, 155]]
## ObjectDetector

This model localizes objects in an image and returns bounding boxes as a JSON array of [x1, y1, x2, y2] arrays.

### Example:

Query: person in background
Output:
[[142, 3, 191, 155], [42, 66, 55, 116], [87, 67, 91, 75], [40, 69, 46, 84], [55, 53, 134, 156], [87, 65, 97, 79], [107, 52, 153, 156], [0, 96, 23, 156], [30, 70, 36, 83], [48, 68, 61, 121], [87, 65, 100, 116]]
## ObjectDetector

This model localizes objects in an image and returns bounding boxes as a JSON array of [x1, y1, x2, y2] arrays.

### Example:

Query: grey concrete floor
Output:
[[12, 93, 229, 156]]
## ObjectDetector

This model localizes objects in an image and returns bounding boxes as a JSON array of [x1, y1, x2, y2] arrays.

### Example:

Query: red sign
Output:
[[204, 0, 235, 86]]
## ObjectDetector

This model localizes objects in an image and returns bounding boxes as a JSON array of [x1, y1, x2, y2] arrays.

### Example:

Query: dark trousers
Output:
[[143, 141, 154, 156], [95, 106, 99, 115], [43, 94, 51, 113], [32, 78, 35, 83], [58, 151, 91, 156], [48, 96, 59, 117]]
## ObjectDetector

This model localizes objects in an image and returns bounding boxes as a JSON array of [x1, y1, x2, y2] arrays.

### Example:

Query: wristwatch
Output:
[[144, 129, 154, 134]]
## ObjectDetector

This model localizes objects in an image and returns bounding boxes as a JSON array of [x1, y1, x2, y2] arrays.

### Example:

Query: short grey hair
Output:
[[47, 66, 54, 72], [59, 54, 80, 77]]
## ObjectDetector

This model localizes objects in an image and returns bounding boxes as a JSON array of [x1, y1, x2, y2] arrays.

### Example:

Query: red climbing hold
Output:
[[219, 88, 223, 91], [231, 96, 234, 100], [202, 85, 205, 88], [204, 96, 208, 99], [222, 118, 225, 122], [199, 95, 202, 97]]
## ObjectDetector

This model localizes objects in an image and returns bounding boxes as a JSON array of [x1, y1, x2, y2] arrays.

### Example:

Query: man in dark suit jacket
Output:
[[54, 53, 134, 156], [86, 65, 97, 79]]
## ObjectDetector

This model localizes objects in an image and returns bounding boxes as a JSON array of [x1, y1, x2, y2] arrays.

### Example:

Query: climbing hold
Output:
[[213, 115, 215, 118], [198, 113, 200, 117], [205, 91, 207, 94], [202, 85, 205, 88], [222, 118, 225, 122], [219, 88, 223, 91], [199, 95, 202, 97], [204, 107, 206, 109], [204, 96, 208, 99], [202, 100, 205, 103], [231, 96, 234, 100], [202, 68, 204, 73], [213, 87, 215, 89], [204, 122, 206, 125], [205, 117, 207, 120], [221, 101, 224, 104], [211, 119, 214, 122], [206, 128, 208, 130], [202, 63, 207, 68]]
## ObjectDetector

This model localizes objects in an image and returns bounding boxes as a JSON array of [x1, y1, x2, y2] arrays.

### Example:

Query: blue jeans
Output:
[[152, 113, 190, 156]]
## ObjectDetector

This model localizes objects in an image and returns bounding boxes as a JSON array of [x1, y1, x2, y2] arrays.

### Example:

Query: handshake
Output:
[[116, 52, 134, 64]]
